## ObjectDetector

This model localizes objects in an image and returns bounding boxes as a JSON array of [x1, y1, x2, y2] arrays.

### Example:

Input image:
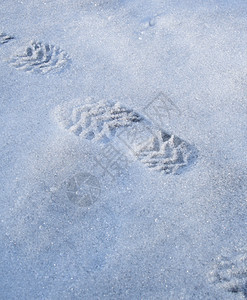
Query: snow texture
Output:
[[65, 172, 101, 207]]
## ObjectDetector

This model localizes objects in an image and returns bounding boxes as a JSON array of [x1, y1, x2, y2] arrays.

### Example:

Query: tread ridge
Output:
[[0, 32, 14, 44]]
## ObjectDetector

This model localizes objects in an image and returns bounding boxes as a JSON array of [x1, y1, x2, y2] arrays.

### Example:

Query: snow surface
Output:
[[1, 0, 247, 299]]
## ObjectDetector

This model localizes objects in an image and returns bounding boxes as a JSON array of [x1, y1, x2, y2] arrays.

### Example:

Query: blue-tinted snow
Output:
[[0, 0, 247, 299]]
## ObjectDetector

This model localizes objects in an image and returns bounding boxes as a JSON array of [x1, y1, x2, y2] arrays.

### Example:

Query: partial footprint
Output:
[[9, 40, 69, 74], [54, 99, 143, 142], [53, 99, 197, 174], [0, 32, 14, 45], [133, 130, 197, 174], [208, 248, 247, 298]]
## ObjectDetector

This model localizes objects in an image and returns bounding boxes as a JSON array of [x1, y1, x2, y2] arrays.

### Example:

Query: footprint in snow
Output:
[[208, 248, 247, 298], [9, 40, 70, 74], [53, 98, 198, 175]]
